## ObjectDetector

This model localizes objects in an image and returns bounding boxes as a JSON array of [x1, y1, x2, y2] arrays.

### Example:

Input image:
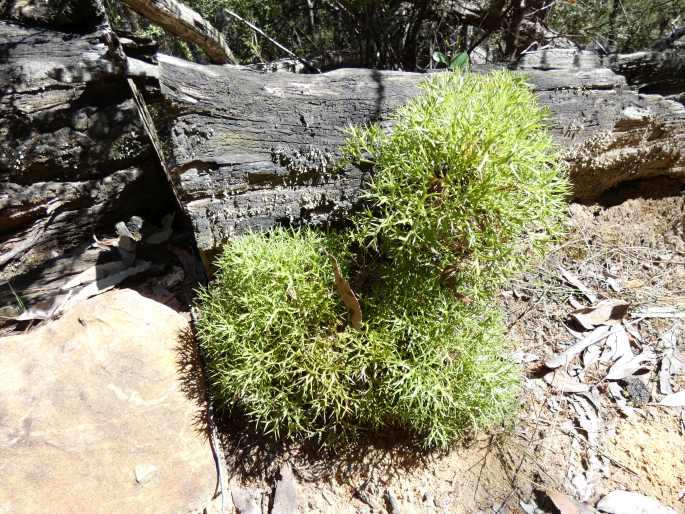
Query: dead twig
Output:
[[222, 8, 321, 72]]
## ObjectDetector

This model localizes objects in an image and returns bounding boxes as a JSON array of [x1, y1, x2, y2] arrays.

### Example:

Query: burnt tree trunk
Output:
[[120, 0, 237, 64], [141, 51, 685, 266], [0, 18, 175, 314]]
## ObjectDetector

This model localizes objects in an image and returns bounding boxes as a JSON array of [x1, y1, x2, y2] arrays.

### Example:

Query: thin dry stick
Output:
[[494, 398, 548, 513], [190, 306, 226, 514], [222, 8, 321, 73], [562, 427, 639, 477]]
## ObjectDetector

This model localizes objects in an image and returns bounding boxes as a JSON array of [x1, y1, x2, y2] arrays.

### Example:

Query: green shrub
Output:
[[344, 70, 569, 299], [196, 228, 518, 447], [196, 70, 568, 448]]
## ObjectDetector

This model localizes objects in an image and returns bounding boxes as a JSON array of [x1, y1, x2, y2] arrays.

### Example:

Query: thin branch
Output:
[[222, 8, 321, 72], [654, 26, 685, 50]]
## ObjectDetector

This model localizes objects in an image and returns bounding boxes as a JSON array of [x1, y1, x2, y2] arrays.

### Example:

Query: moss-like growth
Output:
[[196, 70, 569, 448], [345, 70, 569, 299]]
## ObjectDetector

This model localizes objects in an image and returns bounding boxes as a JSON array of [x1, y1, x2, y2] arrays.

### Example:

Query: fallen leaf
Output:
[[606, 348, 656, 380], [546, 325, 615, 369], [559, 267, 598, 303], [511, 351, 540, 364], [60, 260, 127, 291], [543, 369, 590, 393], [572, 299, 630, 330], [600, 327, 631, 364], [544, 489, 598, 514], [623, 322, 643, 342], [607, 382, 635, 417], [659, 356, 674, 395], [63, 261, 152, 311], [145, 212, 175, 244], [328, 253, 362, 330], [596, 490, 677, 513], [631, 306, 685, 319], [1, 296, 65, 321], [583, 344, 601, 367], [519, 500, 536, 514], [659, 390, 685, 407], [570, 395, 600, 445], [569, 296, 585, 310], [606, 277, 621, 292], [571, 472, 593, 503]]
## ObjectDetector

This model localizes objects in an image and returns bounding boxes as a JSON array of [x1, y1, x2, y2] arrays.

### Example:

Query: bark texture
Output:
[[145, 50, 685, 264], [0, 20, 174, 313], [608, 48, 685, 95], [120, 0, 236, 64], [2, 4, 684, 306]]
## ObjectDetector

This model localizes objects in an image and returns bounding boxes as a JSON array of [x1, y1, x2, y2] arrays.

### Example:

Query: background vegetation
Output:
[[106, 0, 685, 68]]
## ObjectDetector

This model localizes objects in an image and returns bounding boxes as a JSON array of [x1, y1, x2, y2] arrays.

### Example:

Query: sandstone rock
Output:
[[0, 289, 216, 514]]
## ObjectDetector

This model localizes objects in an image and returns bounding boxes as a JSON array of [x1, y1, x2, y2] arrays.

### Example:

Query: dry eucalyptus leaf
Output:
[[569, 296, 585, 310], [570, 395, 600, 445], [511, 351, 540, 364], [65, 261, 152, 309], [3, 297, 65, 321], [543, 369, 590, 393], [583, 344, 602, 368], [328, 254, 362, 330], [607, 382, 635, 417], [546, 325, 614, 369], [606, 277, 621, 292], [544, 489, 598, 514], [146, 212, 175, 244], [659, 356, 674, 395], [659, 390, 685, 407], [632, 306, 685, 319], [572, 299, 630, 330], [60, 260, 127, 291], [559, 267, 598, 303], [596, 490, 677, 514], [606, 349, 656, 381]]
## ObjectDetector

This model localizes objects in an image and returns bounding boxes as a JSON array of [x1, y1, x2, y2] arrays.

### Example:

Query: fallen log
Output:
[[143, 50, 685, 266], [120, 0, 237, 64], [2, 8, 684, 313], [0, 20, 174, 314]]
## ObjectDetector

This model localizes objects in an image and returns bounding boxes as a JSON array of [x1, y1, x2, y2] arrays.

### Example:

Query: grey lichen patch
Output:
[[270, 145, 337, 181], [109, 129, 146, 161]]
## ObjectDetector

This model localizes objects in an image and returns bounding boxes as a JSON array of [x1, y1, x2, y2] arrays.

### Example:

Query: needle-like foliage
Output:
[[196, 70, 568, 448], [344, 70, 569, 299]]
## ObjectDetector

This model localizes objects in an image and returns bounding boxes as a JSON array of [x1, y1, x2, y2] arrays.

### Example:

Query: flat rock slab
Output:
[[0, 289, 216, 514]]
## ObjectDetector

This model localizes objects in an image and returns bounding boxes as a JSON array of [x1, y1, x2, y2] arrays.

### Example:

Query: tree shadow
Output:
[[589, 176, 684, 208]]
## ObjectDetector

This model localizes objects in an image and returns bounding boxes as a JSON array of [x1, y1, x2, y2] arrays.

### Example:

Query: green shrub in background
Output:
[[196, 70, 569, 448]]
